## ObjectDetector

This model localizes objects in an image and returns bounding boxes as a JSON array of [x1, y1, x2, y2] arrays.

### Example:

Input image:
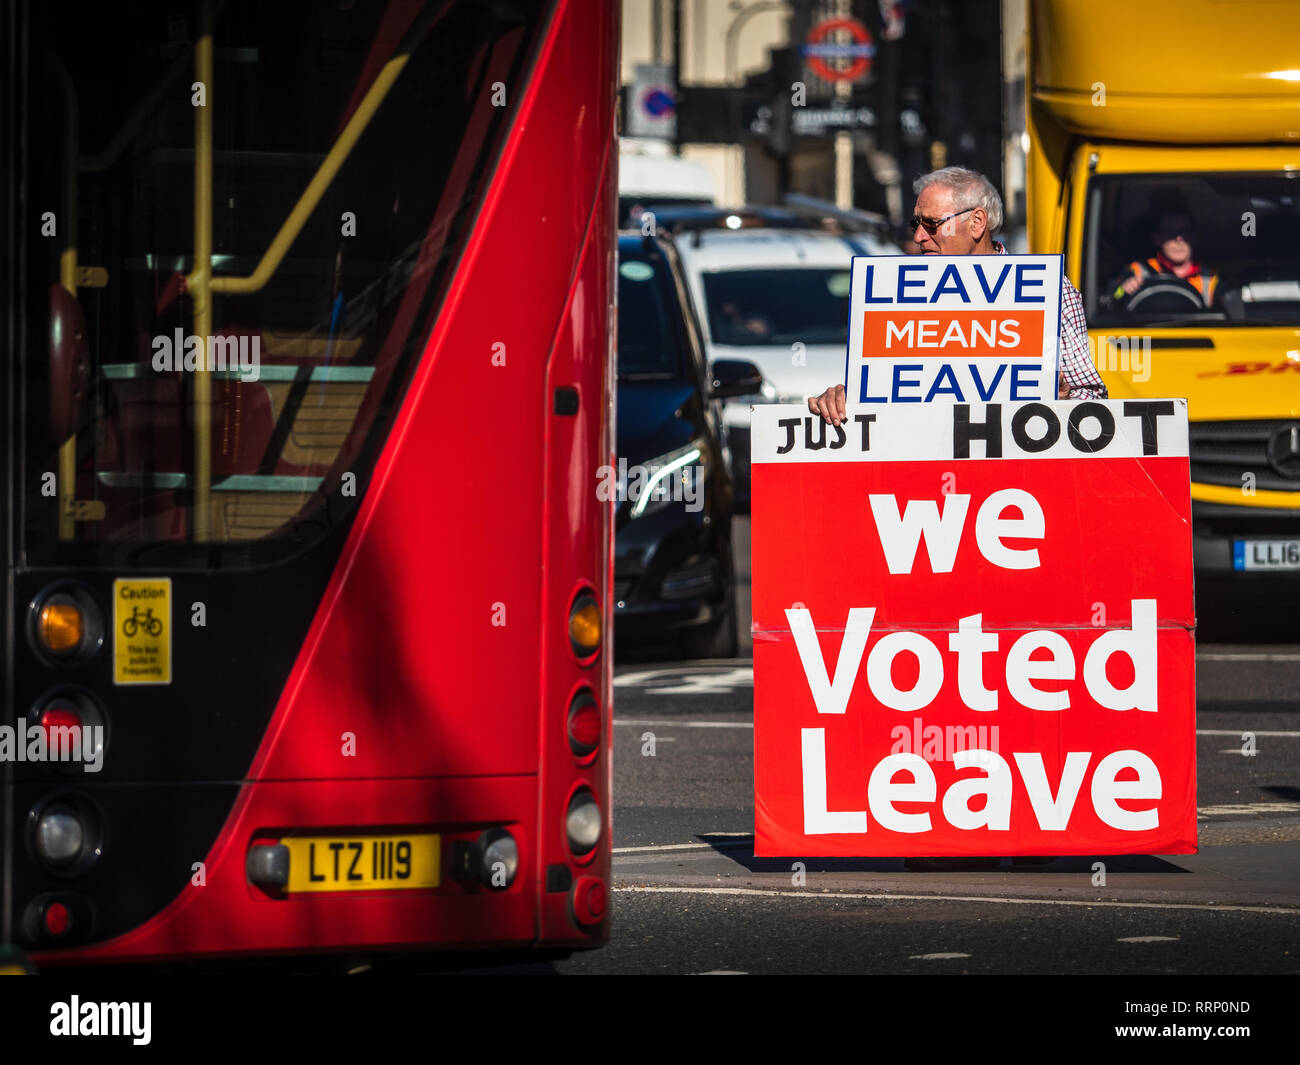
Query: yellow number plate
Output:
[[282, 835, 440, 893]]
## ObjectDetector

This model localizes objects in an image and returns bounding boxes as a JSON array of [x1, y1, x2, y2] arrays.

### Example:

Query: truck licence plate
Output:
[[1233, 540, 1300, 571]]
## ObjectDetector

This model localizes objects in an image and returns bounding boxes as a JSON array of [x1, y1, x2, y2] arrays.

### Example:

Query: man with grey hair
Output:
[[808, 168, 1104, 872], [809, 166, 1107, 424]]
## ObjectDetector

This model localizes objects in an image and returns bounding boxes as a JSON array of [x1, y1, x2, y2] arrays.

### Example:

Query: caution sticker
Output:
[[113, 578, 172, 685]]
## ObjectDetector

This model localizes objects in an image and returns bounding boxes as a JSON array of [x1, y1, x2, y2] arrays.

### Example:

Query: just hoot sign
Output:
[[750, 401, 1197, 857]]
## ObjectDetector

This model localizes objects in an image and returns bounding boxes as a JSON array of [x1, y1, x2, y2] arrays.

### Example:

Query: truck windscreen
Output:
[[1084, 172, 1300, 328]]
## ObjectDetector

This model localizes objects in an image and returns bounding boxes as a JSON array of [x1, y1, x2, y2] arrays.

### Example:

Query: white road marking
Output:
[[616, 654, 1300, 679], [910, 952, 972, 960], [614, 670, 665, 688], [617, 721, 1300, 738], [1199, 730, 1300, 738], [614, 885, 1300, 916], [697, 970, 749, 975], [614, 801, 1299, 858], [1198, 801, 1300, 816], [1117, 936, 1179, 943], [1197, 652, 1300, 662], [614, 839, 751, 854], [615, 664, 754, 691], [617, 654, 1300, 678], [643, 669, 756, 696]]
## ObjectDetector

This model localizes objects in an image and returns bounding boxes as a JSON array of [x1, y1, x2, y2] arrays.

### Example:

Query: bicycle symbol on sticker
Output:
[[122, 606, 163, 638]]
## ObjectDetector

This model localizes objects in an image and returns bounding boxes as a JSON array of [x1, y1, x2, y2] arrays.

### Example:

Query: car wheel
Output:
[[680, 540, 739, 660]]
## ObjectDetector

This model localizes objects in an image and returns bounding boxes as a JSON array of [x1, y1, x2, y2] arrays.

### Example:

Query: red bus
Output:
[[2, 0, 616, 965]]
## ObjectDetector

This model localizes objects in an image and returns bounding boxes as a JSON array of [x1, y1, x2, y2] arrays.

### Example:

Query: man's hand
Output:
[[808, 384, 847, 426], [1058, 375, 1070, 398], [1120, 272, 1142, 296]]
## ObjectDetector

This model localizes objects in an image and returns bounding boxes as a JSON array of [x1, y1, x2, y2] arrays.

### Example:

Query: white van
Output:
[[618, 150, 717, 225]]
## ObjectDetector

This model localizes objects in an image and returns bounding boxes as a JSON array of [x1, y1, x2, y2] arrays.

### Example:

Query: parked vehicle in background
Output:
[[614, 234, 761, 659], [671, 205, 901, 508], [1028, 0, 1300, 593], [634, 202, 889, 239], [619, 139, 717, 228]]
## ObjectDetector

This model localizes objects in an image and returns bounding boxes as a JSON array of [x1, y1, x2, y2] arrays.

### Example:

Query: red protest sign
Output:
[[751, 401, 1196, 857]]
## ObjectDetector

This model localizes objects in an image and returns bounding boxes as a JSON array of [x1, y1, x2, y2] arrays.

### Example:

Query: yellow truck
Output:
[[1027, 0, 1300, 586]]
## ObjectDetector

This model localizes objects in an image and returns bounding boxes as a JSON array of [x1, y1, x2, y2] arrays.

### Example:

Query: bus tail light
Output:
[[21, 893, 92, 947], [38, 706, 83, 743], [476, 828, 519, 889], [28, 796, 102, 875], [37, 599, 83, 655], [29, 585, 104, 665], [567, 690, 601, 760], [28, 690, 106, 771], [34, 805, 86, 867], [565, 790, 601, 857], [246, 843, 290, 888], [568, 591, 601, 659], [448, 828, 520, 890], [572, 875, 606, 926], [43, 901, 72, 937]]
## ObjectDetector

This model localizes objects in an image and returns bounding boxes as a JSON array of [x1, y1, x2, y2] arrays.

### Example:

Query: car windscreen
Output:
[[701, 268, 851, 346], [617, 255, 683, 376], [1083, 172, 1300, 327]]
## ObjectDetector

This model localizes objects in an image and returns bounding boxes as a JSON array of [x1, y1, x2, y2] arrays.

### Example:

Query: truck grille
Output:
[[1189, 419, 1300, 493]]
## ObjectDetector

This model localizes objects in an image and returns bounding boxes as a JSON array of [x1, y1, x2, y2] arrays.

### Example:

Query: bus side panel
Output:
[[537, 116, 617, 947], [33, 0, 616, 964]]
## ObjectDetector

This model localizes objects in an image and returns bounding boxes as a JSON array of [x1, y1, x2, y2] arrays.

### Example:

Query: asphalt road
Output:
[[560, 516, 1300, 975]]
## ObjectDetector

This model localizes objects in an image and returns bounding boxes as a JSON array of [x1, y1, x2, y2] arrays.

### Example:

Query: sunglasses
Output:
[[909, 206, 976, 235]]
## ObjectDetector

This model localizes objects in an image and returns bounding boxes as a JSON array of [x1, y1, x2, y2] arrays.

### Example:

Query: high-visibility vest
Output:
[[1127, 257, 1218, 305]]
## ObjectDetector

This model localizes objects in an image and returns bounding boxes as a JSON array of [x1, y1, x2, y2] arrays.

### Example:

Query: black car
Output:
[[614, 234, 761, 659]]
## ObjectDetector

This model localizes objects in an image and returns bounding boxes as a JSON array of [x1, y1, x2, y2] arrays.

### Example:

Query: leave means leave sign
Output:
[[844, 255, 1063, 406], [750, 400, 1196, 857]]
